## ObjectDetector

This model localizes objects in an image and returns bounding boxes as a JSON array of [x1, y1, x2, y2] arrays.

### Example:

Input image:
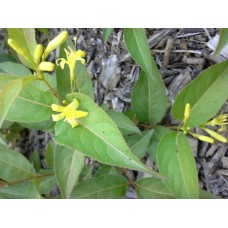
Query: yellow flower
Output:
[[56, 46, 85, 81], [51, 99, 88, 128], [205, 112, 228, 129], [200, 126, 227, 143], [188, 132, 215, 144]]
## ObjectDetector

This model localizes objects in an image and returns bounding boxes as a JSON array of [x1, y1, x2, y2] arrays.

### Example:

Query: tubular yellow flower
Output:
[[42, 31, 69, 61], [51, 99, 88, 128], [34, 44, 44, 64], [38, 62, 55, 72], [205, 112, 228, 127], [201, 126, 227, 143], [189, 132, 215, 144], [56, 46, 86, 81]]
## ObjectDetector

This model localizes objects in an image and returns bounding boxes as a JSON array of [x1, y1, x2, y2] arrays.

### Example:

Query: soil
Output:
[[1, 28, 228, 198]]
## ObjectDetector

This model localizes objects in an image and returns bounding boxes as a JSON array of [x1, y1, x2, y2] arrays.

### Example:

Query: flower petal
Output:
[[74, 110, 88, 118], [67, 118, 79, 128], [52, 113, 65, 121], [67, 99, 79, 109], [52, 104, 65, 112]]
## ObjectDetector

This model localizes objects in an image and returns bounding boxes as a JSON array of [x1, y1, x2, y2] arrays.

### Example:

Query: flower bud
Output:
[[34, 44, 44, 64], [189, 132, 215, 144], [183, 103, 191, 123], [42, 31, 68, 60], [8, 39, 26, 57], [38, 62, 55, 72]]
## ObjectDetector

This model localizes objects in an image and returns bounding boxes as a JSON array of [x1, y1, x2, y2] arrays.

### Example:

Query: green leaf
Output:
[[124, 28, 154, 77], [39, 169, 56, 197], [8, 28, 37, 70], [54, 145, 84, 198], [102, 28, 113, 43], [106, 109, 141, 135], [19, 119, 55, 131], [135, 177, 219, 199], [157, 132, 199, 198], [132, 71, 167, 124], [0, 46, 17, 63], [172, 60, 228, 128], [0, 62, 31, 76], [135, 177, 175, 199], [78, 164, 93, 181], [214, 29, 228, 56], [70, 174, 128, 199], [29, 150, 41, 172], [95, 165, 121, 177], [199, 188, 220, 199], [0, 76, 34, 127], [125, 130, 153, 159], [0, 133, 7, 147], [54, 92, 163, 178], [0, 181, 41, 199], [147, 126, 172, 163], [45, 142, 55, 169], [36, 28, 49, 37], [56, 38, 74, 99], [75, 61, 94, 100], [124, 29, 167, 125], [5, 82, 57, 123], [0, 145, 36, 181]]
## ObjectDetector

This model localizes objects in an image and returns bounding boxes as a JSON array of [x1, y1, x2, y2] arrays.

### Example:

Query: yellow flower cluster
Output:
[[181, 103, 227, 144]]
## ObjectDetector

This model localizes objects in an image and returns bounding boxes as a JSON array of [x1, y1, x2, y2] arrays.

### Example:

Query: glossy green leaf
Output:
[[124, 28, 167, 124], [125, 130, 153, 159], [6, 82, 57, 123], [136, 177, 175, 199], [172, 60, 228, 128], [132, 71, 167, 124], [157, 132, 199, 198], [106, 109, 141, 135], [0, 76, 34, 127], [54, 92, 163, 178], [8, 28, 37, 70], [148, 126, 172, 163], [0, 62, 31, 76], [70, 174, 128, 199], [75, 61, 94, 99], [0, 145, 36, 181], [214, 29, 228, 56], [56, 38, 74, 99], [0, 181, 41, 199], [102, 28, 113, 43], [54, 145, 84, 198]]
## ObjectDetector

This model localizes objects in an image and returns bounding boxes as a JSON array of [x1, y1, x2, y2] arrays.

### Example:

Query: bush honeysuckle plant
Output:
[[0, 28, 227, 199]]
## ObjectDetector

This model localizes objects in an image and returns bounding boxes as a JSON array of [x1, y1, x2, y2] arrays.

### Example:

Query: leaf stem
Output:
[[0, 172, 54, 189]]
